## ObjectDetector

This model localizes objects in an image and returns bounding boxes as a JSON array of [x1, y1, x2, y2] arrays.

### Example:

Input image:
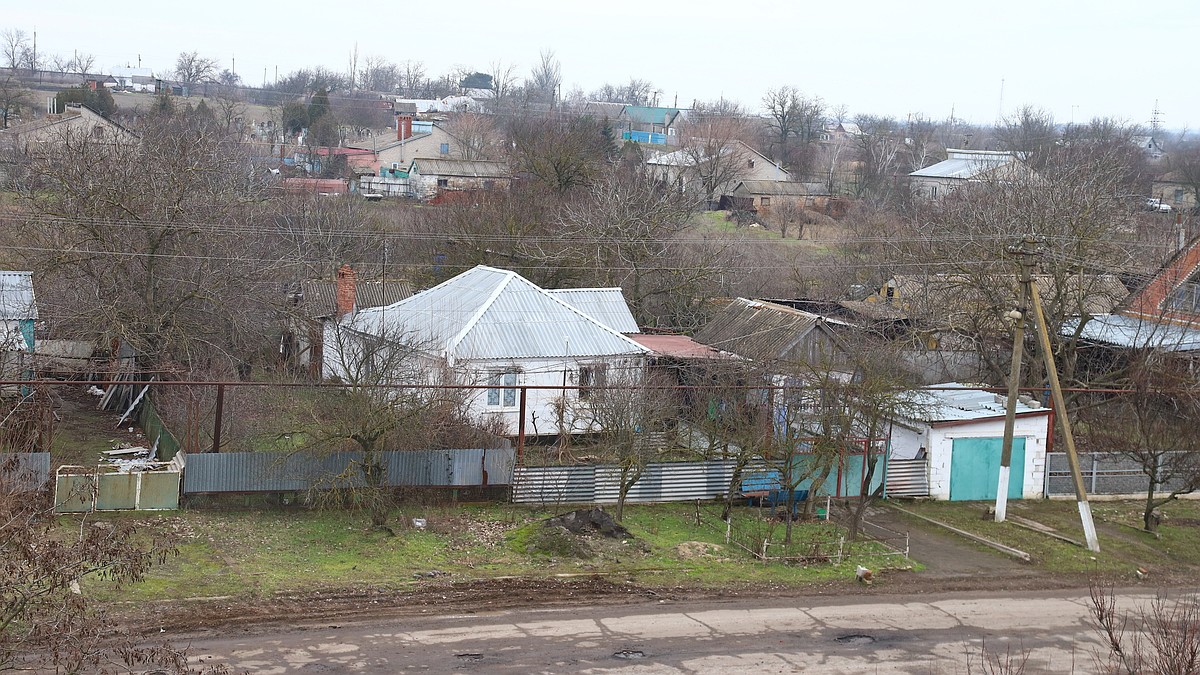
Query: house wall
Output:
[[376, 127, 455, 167], [1152, 181, 1198, 210], [409, 174, 511, 201], [919, 414, 1050, 500], [909, 176, 962, 200], [463, 355, 645, 436]]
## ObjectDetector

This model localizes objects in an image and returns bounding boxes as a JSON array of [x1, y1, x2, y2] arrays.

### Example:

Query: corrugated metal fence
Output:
[[0, 452, 51, 491], [513, 460, 762, 505], [182, 448, 515, 494], [1045, 452, 1196, 497]]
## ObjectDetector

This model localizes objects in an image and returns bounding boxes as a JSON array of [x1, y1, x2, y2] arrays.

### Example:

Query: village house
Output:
[[1150, 172, 1198, 211], [323, 266, 649, 437], [647, 141, 790, 203], [908, 148, 1030, 199], [617, 105, 688, 145], [283, 264, 413, 377], [692, 298, 854, 379], [723, 180, 832, 214]]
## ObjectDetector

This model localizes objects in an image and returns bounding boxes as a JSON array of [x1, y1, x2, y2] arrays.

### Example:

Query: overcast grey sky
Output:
[[6, 0, 1192, 129]]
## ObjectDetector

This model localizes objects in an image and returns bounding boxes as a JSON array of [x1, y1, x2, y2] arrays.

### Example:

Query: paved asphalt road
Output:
[[184, 589, 1127, 674]]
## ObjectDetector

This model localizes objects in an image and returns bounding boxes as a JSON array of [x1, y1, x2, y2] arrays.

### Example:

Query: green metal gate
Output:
[[949, 437, 1025, 501]]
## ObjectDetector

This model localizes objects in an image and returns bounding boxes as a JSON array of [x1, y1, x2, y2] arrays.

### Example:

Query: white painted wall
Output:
[[890, 413, 1051, 500]]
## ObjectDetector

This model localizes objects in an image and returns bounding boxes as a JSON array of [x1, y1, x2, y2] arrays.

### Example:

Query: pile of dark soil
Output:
[[524, 509, 637, 559]]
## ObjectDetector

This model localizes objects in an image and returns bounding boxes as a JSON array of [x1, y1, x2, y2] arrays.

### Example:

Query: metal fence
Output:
[[182, 447, 515, 494], [512, 460, 764, 505], [0, 452, 51, 492], [1045, 451, 1196, 497]]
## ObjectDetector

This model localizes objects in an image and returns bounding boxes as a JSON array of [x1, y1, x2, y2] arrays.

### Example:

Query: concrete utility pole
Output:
[[995, 235, 1038, 522], [1030, 279, 1100, 552], [993, 234, 1099, 550], [993, 235, 1099, 552]]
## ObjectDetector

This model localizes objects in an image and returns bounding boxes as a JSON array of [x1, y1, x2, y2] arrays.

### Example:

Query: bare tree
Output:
[[994, 105, 1058, 170], [562, 369, 678, 521], [762, 86, 825, 171], [1089, 583, 1200, 674], [173, 51, 219, 87], [0, 29, 27, 71], [509, 112, 610, 192], [360, 55, 398, 93], [852, 114, 906, 203], [0, 69, 30, 129], [486, 60, 518, 111], [73, 52, 96, 75], [307, 322, 488, 530], [670, 100, 756, 204], [526, 49, 561, 104], [1077, 351, 1200, 531], [6, 112, 278, 371], [443, 111, 500, 160], [397, 60, 427, 97], [0, 470, 192, 672]]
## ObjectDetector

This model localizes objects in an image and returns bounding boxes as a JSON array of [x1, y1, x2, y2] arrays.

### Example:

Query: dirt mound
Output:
[[676, 541, 724, 560], [523, 509, 637, 559], [545, 508, 630, 539]]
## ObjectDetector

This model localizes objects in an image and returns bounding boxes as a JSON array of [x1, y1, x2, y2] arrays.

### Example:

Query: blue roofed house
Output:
[[0, 271, 37, 385], [617, 105, 688, 145], [323, 266, 649, 437]]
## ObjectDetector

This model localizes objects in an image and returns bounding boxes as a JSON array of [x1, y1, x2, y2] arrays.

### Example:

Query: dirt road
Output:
[[182, 589, 1120, 674]]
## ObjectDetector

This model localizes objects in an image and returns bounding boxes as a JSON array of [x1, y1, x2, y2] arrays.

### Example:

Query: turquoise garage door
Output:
[[949, 437, 1025, 501]]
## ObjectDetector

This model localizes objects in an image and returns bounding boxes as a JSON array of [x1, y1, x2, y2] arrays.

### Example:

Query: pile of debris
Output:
[[523, 509, 639, 560]]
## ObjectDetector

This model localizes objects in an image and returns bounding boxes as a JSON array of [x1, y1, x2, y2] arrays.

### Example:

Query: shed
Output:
[[887, 383, 1052, 501]]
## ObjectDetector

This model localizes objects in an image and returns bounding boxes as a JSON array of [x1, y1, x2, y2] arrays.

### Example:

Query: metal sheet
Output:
[[96, 472, 138, 510], [0, 452, 50, 491], [137, 471, 181, 509], [54, 474, 95, 512], [183, 448, 516, 494]]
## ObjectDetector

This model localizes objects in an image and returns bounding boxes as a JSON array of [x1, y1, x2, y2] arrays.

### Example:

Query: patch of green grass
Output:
[[76, 502, 916, 604], [896, 499, 1200, 576]]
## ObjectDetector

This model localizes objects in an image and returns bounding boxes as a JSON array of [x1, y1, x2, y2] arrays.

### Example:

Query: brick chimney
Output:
[[335, 264, 357, 318], [397, 114, 413, 142]]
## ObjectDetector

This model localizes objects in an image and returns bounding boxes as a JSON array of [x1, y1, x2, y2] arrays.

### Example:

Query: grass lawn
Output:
[[77, 502, 912, 603], [894, 498, 1200, 577]]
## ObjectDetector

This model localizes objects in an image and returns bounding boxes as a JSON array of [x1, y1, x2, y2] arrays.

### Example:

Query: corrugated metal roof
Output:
[[410, 158, 510, 178], [909, 382, 1046, 423], [546, 288, 640, 333], [1062, 314, 1200, 351], [733, 180, 829, 196], [626, 334, 734, 359], [352, 266, 648, 361], [621, 106, 683, 125], [909, 150, 1016, 179], [692, 298, 822, 362], [0, 271, 36, 320], [300, 279, 413, 319]]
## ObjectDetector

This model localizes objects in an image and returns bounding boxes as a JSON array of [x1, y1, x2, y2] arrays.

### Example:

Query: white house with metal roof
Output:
[[324, 266, 648, 436], [887, 383, 1052, 501], [908, 149, 1029, 200]]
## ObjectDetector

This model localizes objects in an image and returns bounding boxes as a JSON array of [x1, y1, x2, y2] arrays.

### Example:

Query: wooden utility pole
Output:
[[995, 235, 1037, 522]]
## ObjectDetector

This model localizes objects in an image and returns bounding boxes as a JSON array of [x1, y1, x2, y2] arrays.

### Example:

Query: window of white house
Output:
[[747, 159, 755, 168], [760, 197, 771, 206], [930, 186, 938, 198], [439, 143, 450, 155], [436, 178, 449, 188], [578, 363, 608, 399], [1176, 188, 1185, 203], [487, 371, 518, 406]]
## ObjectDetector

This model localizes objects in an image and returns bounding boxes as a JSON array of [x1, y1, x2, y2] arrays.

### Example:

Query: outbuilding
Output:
[[887, 383, 1052, 501]]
